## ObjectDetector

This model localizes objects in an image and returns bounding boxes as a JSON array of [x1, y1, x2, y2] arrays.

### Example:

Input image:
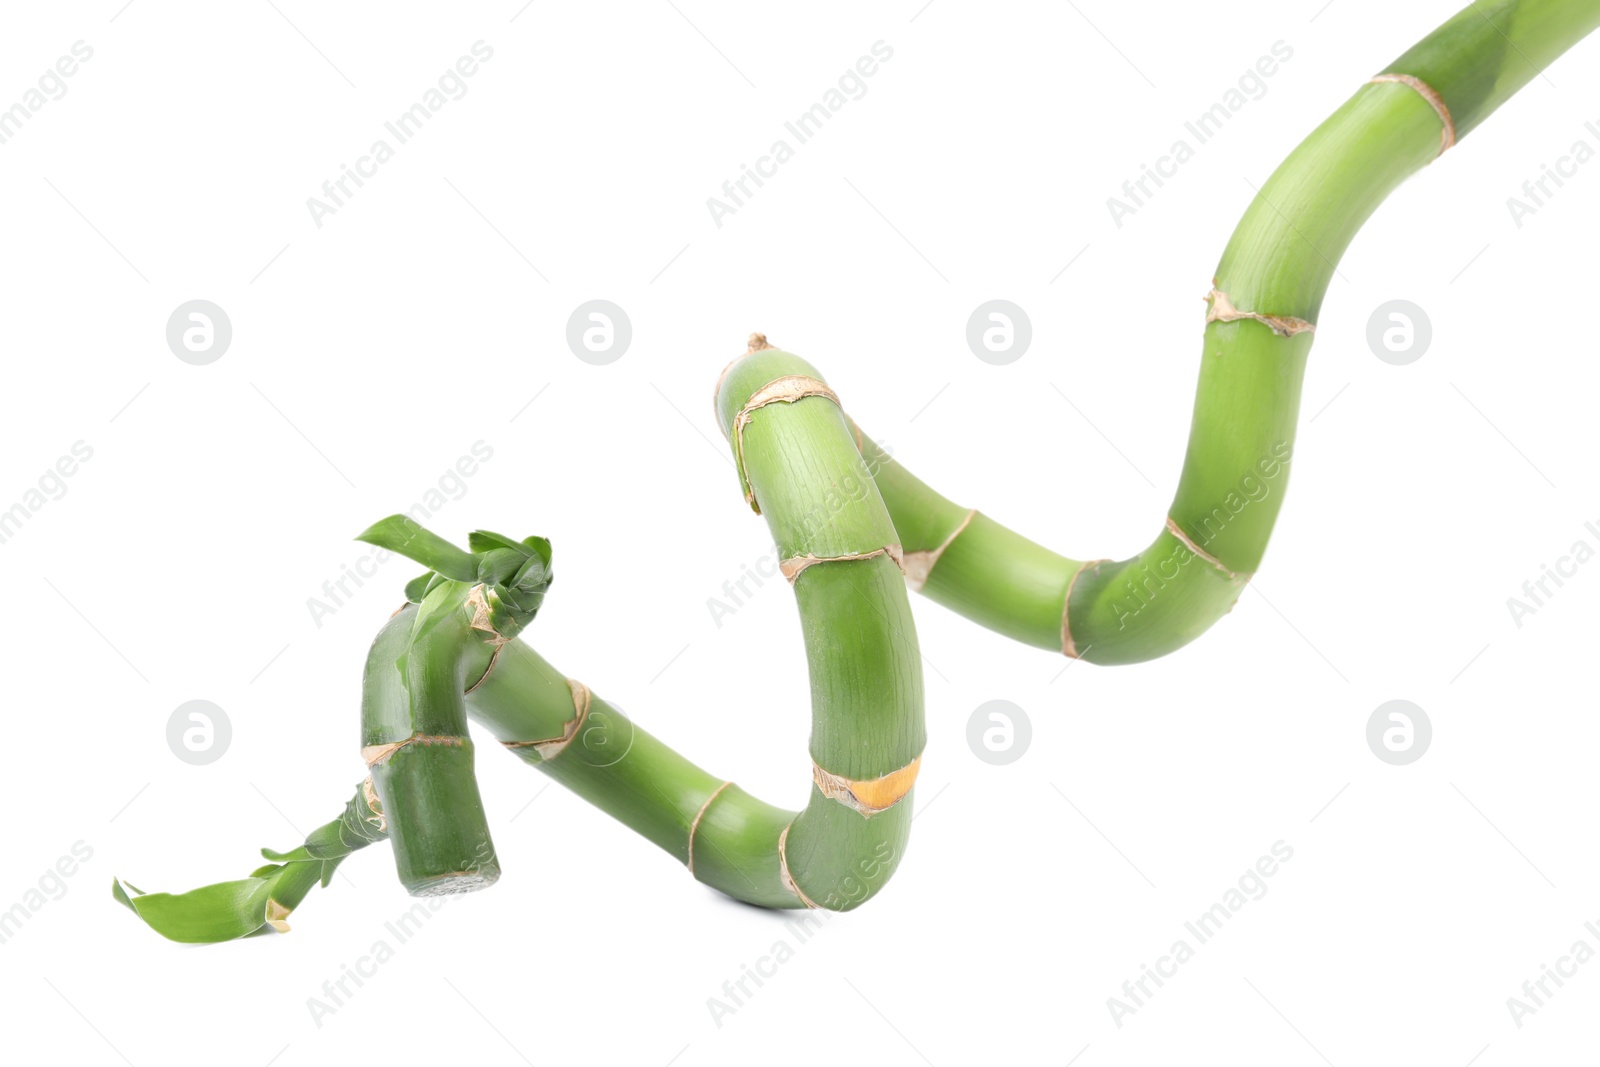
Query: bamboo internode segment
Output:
[[902, 508, 976, 592], [1164, 516, 1248, 580], [812, 755, 922, 817], [1369, 73, 1456, 154], [781, 544, 905, 582], [685, 780, 733, 876], [501, 678, 591, 760], [1204, 287, 1316, 337], [731, 374, 842, 513], [777, 822, 821, 909], [361, 733, 466, 767]]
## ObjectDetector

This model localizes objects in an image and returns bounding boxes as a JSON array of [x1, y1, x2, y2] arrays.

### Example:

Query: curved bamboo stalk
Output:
[[856, 0, 1600, 665], [114, 0, 1600, 941]]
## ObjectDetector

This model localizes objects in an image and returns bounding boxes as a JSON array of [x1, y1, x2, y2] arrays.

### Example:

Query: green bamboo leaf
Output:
[[112, 877, 277, 944], [521, 535, 553, 568], [468, 529, 528, 555], [356, 516, 477, 582], [403, 572, 434, 603]]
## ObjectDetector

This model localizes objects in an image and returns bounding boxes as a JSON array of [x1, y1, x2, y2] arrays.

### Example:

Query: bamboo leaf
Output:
[[356, 516, 477, 582], [112, 877, 278, 944]]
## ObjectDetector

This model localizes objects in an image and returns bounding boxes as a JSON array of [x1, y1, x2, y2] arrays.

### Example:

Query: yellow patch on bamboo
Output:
[[813, 755, 922, 817], [780, 544, 904, 583], [1369, 73, 1456, 155], [902, 509, 976, 592], [361, 734, 466, 767], [777, 821, 820, 909], [501, 678, 592, 760], [733, 375, 841, 514], [1060, 558, 1105, 660], [264, 899, 292, 933], [1165, 516, 1248, 581], [686, 780, 733, 877], [1205, 288, 1316, 337]]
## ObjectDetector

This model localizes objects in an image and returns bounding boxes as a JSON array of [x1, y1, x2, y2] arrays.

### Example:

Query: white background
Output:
[[2, 1, 1597, 1064]]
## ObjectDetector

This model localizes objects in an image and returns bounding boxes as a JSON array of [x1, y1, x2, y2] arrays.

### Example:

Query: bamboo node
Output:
[[501, 678, 593, 760], [781, 544, 904, 583], [464, 643, 503, 695], [1205, 288, 1316, 337], [1060, 558, 1106, 659], [1164, 516, 1249, 581], [686, 780, 734, 877], [777, 821, 821, 909], [361, 733, 466, 767], [733, 375, 842, 513], [1369, 73, 1455, 155], [903, 509, 977, 592], [812, 755, 922, 817]]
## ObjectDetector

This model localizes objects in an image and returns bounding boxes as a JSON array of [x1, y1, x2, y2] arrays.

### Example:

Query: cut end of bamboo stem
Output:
[[411, 868, 500, 897]]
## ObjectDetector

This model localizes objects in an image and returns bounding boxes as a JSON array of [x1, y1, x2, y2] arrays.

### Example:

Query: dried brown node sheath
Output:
[[784, 547, 908, 579], [812, 755, 922, 817], [1164, 516, 1247, 580], [733, 375, 841, 514], [501, 679, 592, 760], [1060, 558, 1106, 659], [1205, 288, 1316, 337], [685, 780, 733, 876], [361, 734, 466, 767], [777, 821, 821, 909], [1369, 73, 1456, 155], [902, 509, 976, 592]]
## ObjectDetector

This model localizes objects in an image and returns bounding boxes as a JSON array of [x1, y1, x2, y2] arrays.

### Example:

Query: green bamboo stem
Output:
[[115, 0, 1600, 941], [862, 0, 1600, 666]]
